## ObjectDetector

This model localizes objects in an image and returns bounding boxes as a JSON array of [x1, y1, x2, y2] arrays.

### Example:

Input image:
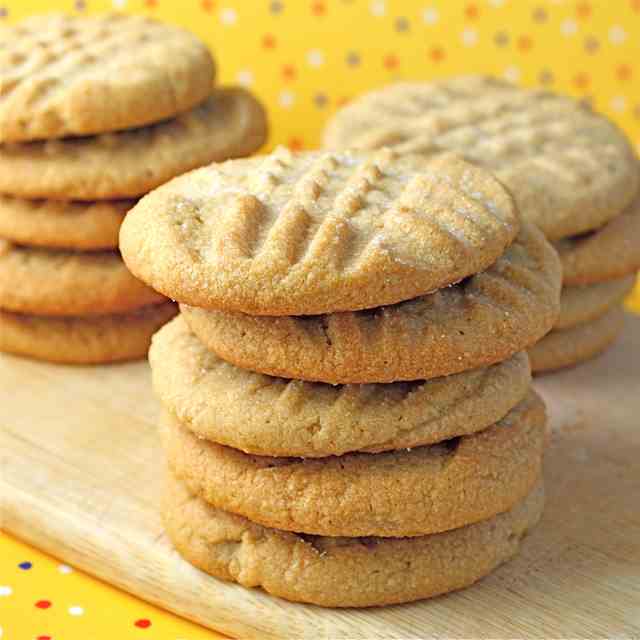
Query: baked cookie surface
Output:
[[557, 276, 636, 330], [0, 302, 177, 364], [0, 88, 267, 200], [163, 391, 547, 538], [554, 195, 640, 286], [163, 472, 544, 608], [529, 306, 625, 373], [0, 240, 165, 316], [0, 13, 215, 141], [182, 222, 561, 383], [323, 77, 639, 240], [0, 196, 132, 250], [151, 316, 531, 457], [120, 147, 519, 315]]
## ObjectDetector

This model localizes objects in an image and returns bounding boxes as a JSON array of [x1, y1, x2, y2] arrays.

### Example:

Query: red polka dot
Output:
[[36, 636, 52, 640], [134, 619, 152, 629], [35, 600, 52, 609], [262, 34, 276, 49]]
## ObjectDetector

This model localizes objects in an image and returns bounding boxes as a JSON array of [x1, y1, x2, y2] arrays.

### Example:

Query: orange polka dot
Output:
[[617, 64, 632, 81], [288, 137, 304, 151], [429, 46, 446, 62], [311, 1, 326, 16], [517, 35, 533, 52], [632, 0, 640, 12], [384, 54, 399, 70], [144, 0, 157, 7], [465, 4, 479, 19], [573, 72, 590, 89], [200, 0, 215, 12], [262, 34, 276, 49], [336, 96, 351, 107], [576, 2, 591, 18], [282, 64, 296, 81]]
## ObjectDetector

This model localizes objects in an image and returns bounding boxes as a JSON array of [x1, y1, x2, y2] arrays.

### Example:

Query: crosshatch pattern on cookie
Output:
[[0, 13, 216, 141], [324, 77, 639, 240], [120, 147, 519, 315]]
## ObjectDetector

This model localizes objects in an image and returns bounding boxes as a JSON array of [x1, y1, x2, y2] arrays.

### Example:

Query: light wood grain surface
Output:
[[1, 315, 639, 639]]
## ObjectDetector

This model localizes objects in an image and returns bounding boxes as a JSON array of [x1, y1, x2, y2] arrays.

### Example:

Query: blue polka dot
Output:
[[18, 561, 32, 570]]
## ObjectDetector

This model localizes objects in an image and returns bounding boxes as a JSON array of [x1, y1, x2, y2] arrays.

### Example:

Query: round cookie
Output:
[[529, 306, 625, 373], [1, 13, 215, 142], [182, 222, 561, 383], [0, 88, 267, 200], [0, 302, 177, 364], [0, 240, 165, 316], [121, 147, 519, 315], [151, 316, 531, 457], [554, 196, 640, 286], [556, 276, 636, 330], [163, 472, 544, 608], [323, 77, 639, 240], [163, 391, 547, 538], [0, 196, 132, 250]]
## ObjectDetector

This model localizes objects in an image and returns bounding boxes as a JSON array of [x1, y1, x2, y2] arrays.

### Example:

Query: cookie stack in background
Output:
[[323, 77, 640, 372], [0, 13, 267, 364], [120, 147, 562, 607]]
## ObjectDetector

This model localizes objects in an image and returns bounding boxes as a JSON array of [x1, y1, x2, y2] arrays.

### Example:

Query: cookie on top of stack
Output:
[[120, 146, 562, 607], [0, 13, 267, 364], [323, 76, 640, 372]]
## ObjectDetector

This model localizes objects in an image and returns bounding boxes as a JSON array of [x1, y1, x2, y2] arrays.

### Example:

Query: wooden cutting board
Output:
[[1, 314, 639, 639]]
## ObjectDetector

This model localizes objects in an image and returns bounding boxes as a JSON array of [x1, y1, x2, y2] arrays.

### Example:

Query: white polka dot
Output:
[[609, 25, 627, 45], [307, 49, 324, 68], [111, 0, 127, 7], [610, 95, 627, 113], [422, 7, 439, 24], [278, 90, 295, 109], [370, 1, 385, 16], [561, 19, 578, 36], [503, 66, 521, 83], [236, 70, 253, 87], [0, 586, 12, 597], [58, 564, 73, 574], [0, 625, 3, 637], [461, 28, 478, 47], [220, 7, 237, 25], [68, 605, 84, 616], [488, 0, 506, 6]]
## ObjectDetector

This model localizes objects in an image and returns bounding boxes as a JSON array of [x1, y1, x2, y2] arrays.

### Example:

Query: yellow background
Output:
[[1, 1, 639, 638]]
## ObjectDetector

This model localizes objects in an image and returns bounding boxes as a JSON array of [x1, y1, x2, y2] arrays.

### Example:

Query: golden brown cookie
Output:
[[0, 196, 132, 250], [323, 77, 639, 240], [151, 316, 531, 457], [163, 472, 544, 608], [0, 88, 267, 200], [529, 306, 625, 373], [182, 222, 561, 383], [0, 302, 176, 364], [555, 195, 640, 286], [557, 276, 636, 330], [163, 391, 547, 538], [0, 240, 164, 316], [120, 147, 520, 315], [0, 13, 215, 141]]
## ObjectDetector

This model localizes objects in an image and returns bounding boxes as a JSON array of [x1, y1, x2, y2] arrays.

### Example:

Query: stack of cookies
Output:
[[323, 76, 640, 372], [0, 13, 267, 364], [120, 147, 562, 607]]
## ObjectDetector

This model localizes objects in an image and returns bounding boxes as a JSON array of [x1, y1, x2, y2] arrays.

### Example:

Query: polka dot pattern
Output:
[[0, 3, 639, 638]]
